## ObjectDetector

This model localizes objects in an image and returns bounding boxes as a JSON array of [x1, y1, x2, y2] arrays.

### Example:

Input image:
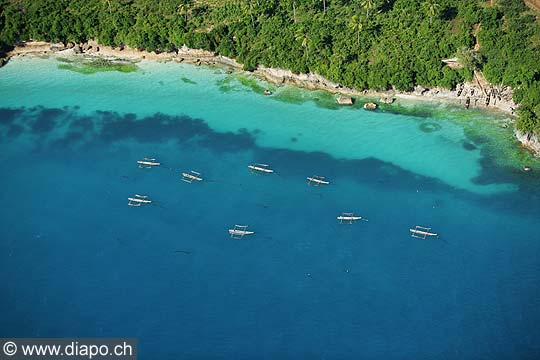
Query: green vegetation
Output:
[[0, 0, 539, 132]]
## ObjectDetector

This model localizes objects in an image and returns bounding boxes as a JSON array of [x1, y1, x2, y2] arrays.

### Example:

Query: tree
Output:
[[361, 0, 375, 20], [348, 15, 363, 47], [423, 0, 441, 25], [295, 30, 311, 61]]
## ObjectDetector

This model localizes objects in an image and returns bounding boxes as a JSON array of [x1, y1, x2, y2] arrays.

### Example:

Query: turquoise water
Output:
[[1, 56, 539, 359]]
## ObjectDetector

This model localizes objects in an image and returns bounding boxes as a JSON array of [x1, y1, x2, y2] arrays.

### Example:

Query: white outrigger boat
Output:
[[182, 170, 203, 183], [248, 163, 274, 173], [307, 175, 330, 186], [229, 225, 254, 239], [337, 212, 368, 224], [128, 194, 152, 207], [410, 225, 438, 239], [137, 158, 160, 168]]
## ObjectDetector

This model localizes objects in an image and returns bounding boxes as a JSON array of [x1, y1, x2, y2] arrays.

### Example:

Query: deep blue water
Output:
[[1, 58, 540, 359]]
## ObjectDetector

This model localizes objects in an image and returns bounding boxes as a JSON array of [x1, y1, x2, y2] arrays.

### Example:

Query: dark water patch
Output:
[[56, 57, 74, 64], [419, 122, 442, 133], [57, 58, 138, 74], [237, 75, 270, 94], [251, 148, 453, 195], [198, 128, 256, 153], [270, 88, 341, 110], [0, 108, 24, 125], [69, 116, 94, 132], [97, 111, 253, 151], [7, 124, 24, 138], [31, 108, 63, 134], [216, 77, 235, 93], [462, 141, 477, 151], [50, 131, 85, 150], [181, 77, 197, 85], [464, 128, 489, 145], [3, 105, 540, 211], [378, 104, 435, 118]]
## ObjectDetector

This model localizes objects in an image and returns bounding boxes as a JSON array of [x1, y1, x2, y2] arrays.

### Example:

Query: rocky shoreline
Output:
[[515, 130, 540, 157], [2, 39, 539, 156]]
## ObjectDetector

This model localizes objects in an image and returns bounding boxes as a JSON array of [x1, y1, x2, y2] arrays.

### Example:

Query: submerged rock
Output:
[[419, 122, 442, 133]]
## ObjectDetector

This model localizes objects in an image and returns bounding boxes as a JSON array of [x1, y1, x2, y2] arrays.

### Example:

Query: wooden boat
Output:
[[228, 229, 255, 236], [137, 158, 160, 167], [337, 216, 362, 221], [307, 175, 330, 185], [128, 194, 152, 206], [410, 226, 438, 239], [229, 225, 254, 239], [248, 163, 274, 173], [337, 212, 367, 224], [182, 170, 203, 183]]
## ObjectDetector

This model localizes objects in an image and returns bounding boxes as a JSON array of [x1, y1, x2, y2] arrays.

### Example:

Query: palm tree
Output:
[[348, 15, 363, 47], [361, 0, 375, 20], [295, 30, 311, 61], [423, 0, 441, 25], [102, 0, 112, 14], [177, 3, 189, 23], [246, 0, 256, 29]]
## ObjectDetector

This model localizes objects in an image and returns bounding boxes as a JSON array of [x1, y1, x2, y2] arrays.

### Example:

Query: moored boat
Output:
[[248, 163, 274, 173]]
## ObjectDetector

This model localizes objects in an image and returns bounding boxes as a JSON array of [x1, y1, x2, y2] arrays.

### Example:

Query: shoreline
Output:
[[2, 40, 516, 114], [3, 40, 538, 156]]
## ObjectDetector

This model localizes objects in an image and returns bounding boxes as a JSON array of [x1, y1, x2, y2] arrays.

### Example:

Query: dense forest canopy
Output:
[[0, 0, 539, 133]]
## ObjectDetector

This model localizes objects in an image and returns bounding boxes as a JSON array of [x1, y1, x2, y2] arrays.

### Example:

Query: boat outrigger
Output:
[[228, 225, 254, 239], [307, 175, 330, 186], [137, 158, 160, 168], [128, 194, 152, 207], [410, 225, 438, 239], [337, 212, 368, 224], [248, 163, 274, 174], [182, 170, 203, 183]]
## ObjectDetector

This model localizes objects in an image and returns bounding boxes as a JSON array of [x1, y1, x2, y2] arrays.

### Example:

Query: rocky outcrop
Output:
[[72, 44, 82, 54], [380, 96, 394, 104], [255, 66, 345, 92], [336, 95, 353, 105], [515, 130, 540, 157], [363, 102, 377, 110]]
